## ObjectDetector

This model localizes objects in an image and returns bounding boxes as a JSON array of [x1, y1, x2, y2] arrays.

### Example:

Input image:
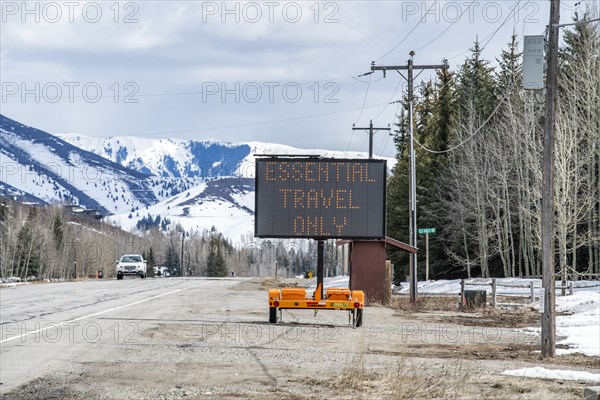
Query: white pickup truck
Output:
[[116, 254, 147, 279]]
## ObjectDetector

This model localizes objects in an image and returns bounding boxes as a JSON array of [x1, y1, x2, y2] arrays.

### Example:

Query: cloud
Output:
[[0, 0, 565, 158]]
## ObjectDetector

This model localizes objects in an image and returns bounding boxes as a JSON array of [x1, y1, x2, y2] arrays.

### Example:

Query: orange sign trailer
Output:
[[268, 283, 365, 327]]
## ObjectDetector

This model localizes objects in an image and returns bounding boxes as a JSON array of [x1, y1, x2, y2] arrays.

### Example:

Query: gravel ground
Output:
[[2, 278, 598, 399]]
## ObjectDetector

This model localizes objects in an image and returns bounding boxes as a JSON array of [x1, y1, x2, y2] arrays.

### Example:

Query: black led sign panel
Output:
[[255, 158, 386, 239]]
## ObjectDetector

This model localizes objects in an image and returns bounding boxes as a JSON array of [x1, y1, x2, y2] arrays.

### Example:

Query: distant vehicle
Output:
[[116, 254, 147, 279], [153, 266, 169, 277]]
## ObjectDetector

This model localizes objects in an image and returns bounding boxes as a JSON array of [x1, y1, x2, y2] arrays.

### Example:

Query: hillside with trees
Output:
[[0, 198, 324, 280]]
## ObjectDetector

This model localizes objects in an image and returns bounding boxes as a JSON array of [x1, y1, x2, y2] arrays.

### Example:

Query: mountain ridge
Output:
[[1, 114, 395, 240]]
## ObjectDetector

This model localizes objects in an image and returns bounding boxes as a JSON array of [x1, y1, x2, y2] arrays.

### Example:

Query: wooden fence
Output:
[[460, 278, 574, 308]]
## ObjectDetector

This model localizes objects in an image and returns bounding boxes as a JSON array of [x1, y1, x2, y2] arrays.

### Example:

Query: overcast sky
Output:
[[0, 0, 588, 157]]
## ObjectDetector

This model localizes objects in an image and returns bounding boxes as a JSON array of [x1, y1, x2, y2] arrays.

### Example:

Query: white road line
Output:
[[0, 280, 213, 344]]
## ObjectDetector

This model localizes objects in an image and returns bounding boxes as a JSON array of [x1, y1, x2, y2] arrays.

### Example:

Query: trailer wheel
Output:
[[355, 309, 363, 327], [269, 307, 277, 323]]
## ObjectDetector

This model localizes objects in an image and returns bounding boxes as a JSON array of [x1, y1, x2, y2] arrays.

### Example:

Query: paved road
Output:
[[2, 277, 593, 400], [0, 277, 244, 395]]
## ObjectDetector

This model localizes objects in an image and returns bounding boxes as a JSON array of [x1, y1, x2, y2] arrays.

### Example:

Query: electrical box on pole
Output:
[[523, 35, 545, 90]]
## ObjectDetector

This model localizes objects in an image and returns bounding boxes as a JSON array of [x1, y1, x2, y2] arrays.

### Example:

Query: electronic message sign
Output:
[[255, 158, 386, 239]]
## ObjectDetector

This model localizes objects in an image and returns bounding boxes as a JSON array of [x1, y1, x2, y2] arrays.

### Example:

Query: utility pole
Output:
[[180, 230, 185, 277], [542, 0, 560, 358], [73, 242, 77, 280], [73, 237, 80, 280], [352, 120, 391, 159], [372, 53, 448, 303]]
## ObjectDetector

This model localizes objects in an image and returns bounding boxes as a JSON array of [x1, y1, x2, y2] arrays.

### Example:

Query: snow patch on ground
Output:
[[555, 290, 600, 357], [394, 278, 600, 357], [502, 366, 600, 383]]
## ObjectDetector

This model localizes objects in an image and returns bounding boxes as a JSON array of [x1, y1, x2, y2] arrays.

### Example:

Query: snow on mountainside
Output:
[[0, 115, 157, 214], [1, 114, 395, 240], [58, 134, 396, 180], [109, 177, 256, 242], [58, 134, 252, 178]]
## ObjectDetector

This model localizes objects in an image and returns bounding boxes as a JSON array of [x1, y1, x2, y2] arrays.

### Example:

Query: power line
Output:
[[372, 76, 403, 120], [63, 74, 369, 100], [412, 93, 509, 154], [354, 73, 372, 124], [555, 17, 600, 27], [352, 75, 384, 84], [109, 75, 362, 99], [375, 0, 440, 61], [348, 73, 373, 152], [377, 90, 406, 157], [376, 71, 455, 156], [447, 0, 527, 61], [414, 0, 478, 52], [480, 0, 524, 51], [102, 100, 392, 138]]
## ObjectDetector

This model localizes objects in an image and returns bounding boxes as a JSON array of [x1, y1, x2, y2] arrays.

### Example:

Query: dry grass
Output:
[[259, 277, 301, 291], [320, 341, 470, 400], [434, 306, 542, 329], [328, 341, 378, 391], [372, 360, 469, 400], [312, 342, 589, 400], [393, 295, 460, 311]]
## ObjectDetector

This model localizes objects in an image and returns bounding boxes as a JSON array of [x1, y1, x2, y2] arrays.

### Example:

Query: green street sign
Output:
[[418, 227, 436, 234]]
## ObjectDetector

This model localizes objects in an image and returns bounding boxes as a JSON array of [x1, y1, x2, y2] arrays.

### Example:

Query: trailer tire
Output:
[[355, 309, 363, 327], [269, 307, 277, 323]]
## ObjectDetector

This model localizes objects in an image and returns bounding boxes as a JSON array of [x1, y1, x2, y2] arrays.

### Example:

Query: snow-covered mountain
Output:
[[109, 177, 256, 242], [57, 133, 392, 180], [58, 133, 253, 179], [1, 114, 395, 240], [0, 115, 156, 214]]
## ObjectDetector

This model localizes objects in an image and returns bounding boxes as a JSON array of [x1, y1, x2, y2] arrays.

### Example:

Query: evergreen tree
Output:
[[496, 33, 522, 91], [457, 40, 498, 121], [164, 243, 180, 276], [0, 202, 9, 277], [52, 212, 64, 250], [144, 247, 156, 277], [386, 98, 411, 282], [206, 234, 227, 277], [16, 224, 40, 278], [417, 69, 459, 279]]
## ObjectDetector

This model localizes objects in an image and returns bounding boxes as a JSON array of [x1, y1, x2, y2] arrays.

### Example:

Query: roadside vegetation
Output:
[[387, 8, 600, 281]]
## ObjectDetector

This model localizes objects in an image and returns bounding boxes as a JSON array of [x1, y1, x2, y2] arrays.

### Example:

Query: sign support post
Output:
[[425, 232, 429, 281], [317, 240, 324, 300], [418, 228, 436, 281]]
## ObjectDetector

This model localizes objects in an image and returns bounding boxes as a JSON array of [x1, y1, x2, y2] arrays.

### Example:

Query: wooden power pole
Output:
[[352, 120, 391, 159], [542, 0, 560, 358], [371, 53, 448, 303]]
